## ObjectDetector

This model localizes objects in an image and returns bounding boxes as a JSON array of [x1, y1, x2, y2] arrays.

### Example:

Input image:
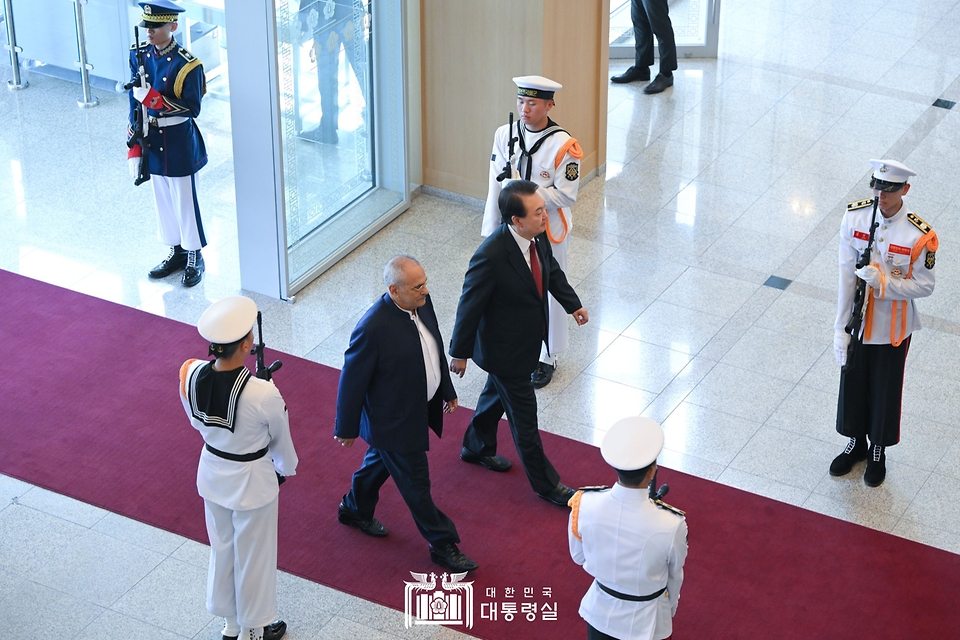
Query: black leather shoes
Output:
[[181, 251, 204, 287], [337, 501, 388, 537], [430, 543, 478, 573], [460, 447, 512, 472], [829, 437, 867, 477], [531, 362, 556, 389], [224, 620, 286, 640], [148, 246, 187, 279], [643, 73, 674, 94], [539, 483, 575, 507], [864, 446, 886, 487], [611, 66, 650, 84]]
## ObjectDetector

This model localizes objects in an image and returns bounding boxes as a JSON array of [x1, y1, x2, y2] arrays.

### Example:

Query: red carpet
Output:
[[2, 268, 959, 639]]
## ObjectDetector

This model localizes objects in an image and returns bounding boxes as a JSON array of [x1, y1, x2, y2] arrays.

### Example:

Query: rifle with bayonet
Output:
[[124, 26, 151, 187], [252, 311, 283, 381], [842, 196, 881, 372], [496, 112, 518, 182]]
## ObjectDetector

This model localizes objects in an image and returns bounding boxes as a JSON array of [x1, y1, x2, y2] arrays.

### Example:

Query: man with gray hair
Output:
[[334, 255, 477, 573]]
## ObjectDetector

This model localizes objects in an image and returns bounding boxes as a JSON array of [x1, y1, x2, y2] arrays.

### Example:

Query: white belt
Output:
[[148, 116, 188, 127]]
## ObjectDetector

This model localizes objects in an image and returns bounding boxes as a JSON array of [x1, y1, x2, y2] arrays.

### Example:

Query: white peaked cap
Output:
[[870, 158, 916, 183], [601, 416, 665, 471], [198, 296, 257, 344], [513, 75, 562, 99]]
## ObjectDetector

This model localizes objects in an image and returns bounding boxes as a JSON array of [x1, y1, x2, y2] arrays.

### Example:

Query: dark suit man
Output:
[[449, 180, 589, 507], [335, 255, 477, 573]]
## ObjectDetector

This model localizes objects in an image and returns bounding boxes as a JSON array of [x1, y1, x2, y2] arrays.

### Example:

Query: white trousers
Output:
[[204, 497, 279, 629], [151, 174, 206, 251], [542, 232, 570, 361]]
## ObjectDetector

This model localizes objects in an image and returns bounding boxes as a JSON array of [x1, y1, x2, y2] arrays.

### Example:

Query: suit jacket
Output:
[[449, 224, 582, 377], [335, 293, 456, 454]]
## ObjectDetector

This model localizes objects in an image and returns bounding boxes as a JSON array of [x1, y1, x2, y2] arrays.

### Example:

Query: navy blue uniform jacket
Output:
[[127, 41, 208, 177], [335, 293, 456, 454], [449, 225, 582, 378]]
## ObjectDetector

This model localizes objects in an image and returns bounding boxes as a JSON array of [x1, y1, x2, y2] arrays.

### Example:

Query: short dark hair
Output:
[[499, 180, 540, 225], [208, 331, 252, 359], [615, 462, 655, 487]]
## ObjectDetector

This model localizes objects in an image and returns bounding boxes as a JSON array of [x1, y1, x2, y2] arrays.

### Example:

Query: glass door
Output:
[[275, 0, 407, 292], [610, 0, 720, 59]]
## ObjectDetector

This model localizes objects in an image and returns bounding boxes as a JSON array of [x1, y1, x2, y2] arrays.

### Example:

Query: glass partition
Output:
[[610, 0, 720, 59], [274, 0, 406, 289]]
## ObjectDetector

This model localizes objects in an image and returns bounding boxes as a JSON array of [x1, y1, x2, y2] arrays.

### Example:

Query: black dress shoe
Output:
[[181, 251, 204, 287], [263, 620, 287, 640], [531, 362, 556, 389], [643, 73, 674, 95], [460, 447, 512, 472], [611, 66, 650, 84], [430, 543, 478, 573], [148, 245, 187, 278], [863, 446, 886, 487], [829, 437, 867, 477], [338, 501, 388, 537], [538, 482, 575, 507]]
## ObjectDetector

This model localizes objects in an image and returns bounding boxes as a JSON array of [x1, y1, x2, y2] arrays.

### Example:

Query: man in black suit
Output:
[[335, 255, 477, 573], [449, 180, 589, 506]]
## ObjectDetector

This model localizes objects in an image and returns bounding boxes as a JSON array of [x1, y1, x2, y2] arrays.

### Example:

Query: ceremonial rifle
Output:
[[495, 112, 518, 182], [649, 469, 670, 502], [253, 311, 283, 381], [123, 26, 151, 187], [842, 196, 880, 372]]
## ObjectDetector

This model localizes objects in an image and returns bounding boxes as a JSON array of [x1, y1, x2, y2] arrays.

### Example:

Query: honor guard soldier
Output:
[[128, 0, 210, 287], [832, 159, 938, 487], [569, 417, 687, 640], [482, 75, 583, 388], [180, 297, 299, 640]]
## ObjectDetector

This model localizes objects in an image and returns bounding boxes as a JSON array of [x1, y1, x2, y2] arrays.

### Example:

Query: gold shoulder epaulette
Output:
[[907, 212, 933, 235], [847, 198, 874, 211], [654, 499, 685, 517], [578, 485, 610, 492]]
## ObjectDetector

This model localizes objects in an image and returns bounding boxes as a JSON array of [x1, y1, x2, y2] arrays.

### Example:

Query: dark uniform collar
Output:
[[185, 361, 252, 432]]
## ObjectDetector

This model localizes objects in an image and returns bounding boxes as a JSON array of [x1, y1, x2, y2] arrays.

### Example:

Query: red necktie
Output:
[[529, 240, 543, 298]]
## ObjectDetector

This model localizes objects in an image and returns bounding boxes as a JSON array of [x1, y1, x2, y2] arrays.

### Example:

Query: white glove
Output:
[[834, 330, 851, 367], [855, 264, 882, 289], [128, 157, 139, 179], [132, 85, 151, 103]]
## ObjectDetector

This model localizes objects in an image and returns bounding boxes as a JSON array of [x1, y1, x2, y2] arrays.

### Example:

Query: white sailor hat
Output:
[[138, 0, 184, 28], [513, 75, 562, 101], [600, 416, 665, 471], [870, 158, 916, 192], [198, 296, 257, 345]]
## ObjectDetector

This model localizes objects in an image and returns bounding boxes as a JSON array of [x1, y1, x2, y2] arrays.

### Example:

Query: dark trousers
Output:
[[631, 0, 678, 74], [837, 337, 910, 447], [586, 623, 670, 639], [314, 5, 367, 137], [462, 372, 561, 495], [344, 445, 459, 547]]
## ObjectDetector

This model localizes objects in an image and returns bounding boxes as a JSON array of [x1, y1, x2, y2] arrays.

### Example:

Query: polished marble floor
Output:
[[3, 0, 960, 637]]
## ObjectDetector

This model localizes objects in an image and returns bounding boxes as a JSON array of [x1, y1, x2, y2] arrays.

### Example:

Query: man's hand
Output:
[[834, 330, 851, 367], [443, 398, 459, 414], [334, 436, 355, 448], [572, 308, 589, 326], [855, 264, 882, 289], [449, 358, 467, 377], [132, 84, 163, 109]]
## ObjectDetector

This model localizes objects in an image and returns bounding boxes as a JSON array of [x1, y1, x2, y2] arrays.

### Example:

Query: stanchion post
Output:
[[73, 0, 98, 107], [3, 0, 28, 90]]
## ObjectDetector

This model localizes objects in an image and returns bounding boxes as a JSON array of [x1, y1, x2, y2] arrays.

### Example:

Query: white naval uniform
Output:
[[835, 201, 936, 346], [179, 359, 299, 630], [569, 484, 687, 640], [482, 120, 581, 357]]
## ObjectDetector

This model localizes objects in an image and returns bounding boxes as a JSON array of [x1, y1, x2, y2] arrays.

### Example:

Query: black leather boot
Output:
[[829, 437, 867, 476], [148, 245, 187, 279], [181, 250, 204, 287]]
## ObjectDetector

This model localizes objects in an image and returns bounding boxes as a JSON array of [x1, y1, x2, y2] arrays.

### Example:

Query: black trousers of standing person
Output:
[[631, 0, 678, 75], [344, 445, 460, 547], [837, 337, 911, 447], [462, 372, 561, 495], [587, 622, 671, 640]]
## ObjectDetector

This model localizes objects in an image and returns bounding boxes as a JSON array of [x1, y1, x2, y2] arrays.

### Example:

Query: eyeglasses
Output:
[[869, 177, 905, 193]]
